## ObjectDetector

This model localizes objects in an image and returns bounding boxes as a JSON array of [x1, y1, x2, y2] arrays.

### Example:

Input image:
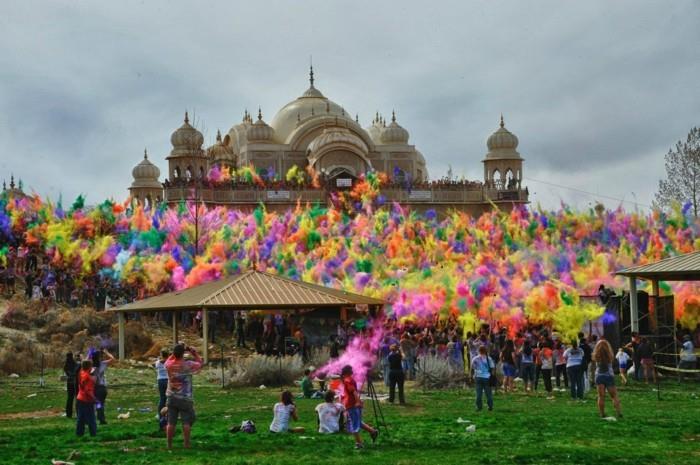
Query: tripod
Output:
[[365, 378, 388, 436]]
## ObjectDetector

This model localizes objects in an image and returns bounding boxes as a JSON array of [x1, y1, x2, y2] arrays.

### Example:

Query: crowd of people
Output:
[[0, 245, 142, 311]]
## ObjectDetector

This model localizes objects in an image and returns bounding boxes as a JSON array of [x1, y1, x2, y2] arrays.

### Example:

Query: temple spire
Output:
[[184, 111, 189, 124], [309, 62, 315, 88], [258, 107, 263, 121], [500, 114, 504, 128], [216, 129, 222, 142], [10, 174, 15, 190], [392, 110, 396, 123], [144, 148, 148, 159]]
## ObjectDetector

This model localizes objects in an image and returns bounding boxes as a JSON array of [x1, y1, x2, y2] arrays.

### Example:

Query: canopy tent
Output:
[[615, 250, 700, 332], [110, 270, 385, 362]]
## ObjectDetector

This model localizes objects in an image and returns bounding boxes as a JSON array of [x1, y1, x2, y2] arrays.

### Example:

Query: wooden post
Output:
[[202, 309, 209, 364], [118, 311, 125, 360], [652, 280, 660, 297], [629, 276, 639, 333], [172, 313, 179, 345]]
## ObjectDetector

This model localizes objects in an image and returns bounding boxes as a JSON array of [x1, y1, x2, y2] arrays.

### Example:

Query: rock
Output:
[[9, 373, 19, 378]]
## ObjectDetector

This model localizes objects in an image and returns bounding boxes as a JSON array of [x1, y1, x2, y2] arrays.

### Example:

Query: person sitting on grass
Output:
[[615, 347, 630, 385], [165, 343, 203, 449], [315, 389, 345, 433], [270, 390, 305, 433], [592, 339, 623, 419], [340, 364, 378, 449], [300, 369, 321, 399], [76, 359, 97, 437]]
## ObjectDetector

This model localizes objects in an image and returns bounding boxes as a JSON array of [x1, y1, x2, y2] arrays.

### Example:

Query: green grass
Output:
[[0, 370, 699, 465]]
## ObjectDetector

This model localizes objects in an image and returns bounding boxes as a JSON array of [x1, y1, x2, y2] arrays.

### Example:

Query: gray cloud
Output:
[[1, 0, 698, 211]]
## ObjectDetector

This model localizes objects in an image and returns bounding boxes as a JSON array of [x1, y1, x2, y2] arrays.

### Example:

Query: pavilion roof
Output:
[[615, 250, 700, 281], [110, 270, 384, 313]]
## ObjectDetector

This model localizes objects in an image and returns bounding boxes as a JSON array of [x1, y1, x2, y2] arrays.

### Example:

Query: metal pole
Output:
[[629, 277, 639, 333], [221, 344, 225, 388], [172, 314, 179, 345], [40, 353, 45, 388], [118, 311, 126, 360], [202, 309, 209, 364]]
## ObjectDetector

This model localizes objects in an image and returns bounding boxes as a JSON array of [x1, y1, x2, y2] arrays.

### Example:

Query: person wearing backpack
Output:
[[471, 345, 495, 411]]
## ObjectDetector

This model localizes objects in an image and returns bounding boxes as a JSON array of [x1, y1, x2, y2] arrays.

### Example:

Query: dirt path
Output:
[[0, 408, 62, 420]]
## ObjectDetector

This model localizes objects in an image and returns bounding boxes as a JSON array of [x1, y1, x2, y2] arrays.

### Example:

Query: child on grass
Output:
[[315, 390, 345, 433], [340, 365, 378, 449], [616, 347, 630, 385], [270, 391, 305, 433]]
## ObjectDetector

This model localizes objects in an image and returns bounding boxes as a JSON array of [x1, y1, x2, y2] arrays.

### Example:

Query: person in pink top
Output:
[[165, 343, 203, 449]]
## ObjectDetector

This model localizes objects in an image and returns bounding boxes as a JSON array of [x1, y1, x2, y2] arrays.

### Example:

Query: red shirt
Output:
[[341, 376, 360, 409], [76, 369, 96, 403]]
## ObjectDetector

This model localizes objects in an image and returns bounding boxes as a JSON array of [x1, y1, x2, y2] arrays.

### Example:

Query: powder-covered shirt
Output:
[[540, 348, 553, 370], [269, 403, 295, 433], [471, 355, 494, 379], [564, 348, 584, 367], [315, 402, 344, 433], [341, 376, 361, 409], [155, 360, 169, 380], [94, 361, 109, 387], [77, 369, 96, 403], [165, 355, 202, 400]]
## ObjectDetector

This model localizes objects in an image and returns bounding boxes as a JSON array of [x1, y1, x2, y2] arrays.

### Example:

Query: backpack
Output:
[[241, 420, 256, 433]]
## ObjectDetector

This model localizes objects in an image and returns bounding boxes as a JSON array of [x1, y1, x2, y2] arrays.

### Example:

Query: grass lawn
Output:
[[0, 369, 698, 465]]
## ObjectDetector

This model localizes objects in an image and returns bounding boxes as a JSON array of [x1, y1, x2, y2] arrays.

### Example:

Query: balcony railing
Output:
[[164, 185, 528, 205]]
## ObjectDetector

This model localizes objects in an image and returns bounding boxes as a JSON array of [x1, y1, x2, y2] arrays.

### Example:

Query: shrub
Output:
[[0, 301, 31, 330], [415, 354, 468, 389], [0, 333, 61, 375], [227, 354, 305, 387]]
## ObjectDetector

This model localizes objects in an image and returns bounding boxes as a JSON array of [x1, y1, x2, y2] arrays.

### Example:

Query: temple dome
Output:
[[131, 150, 162, 188], [247, 109, 276, 142], [485, 116, 521, 159], [365, 113, 383, 144], [170, 112, 204, 151], [380, 111, 410, 144], [207, 130, 236, 163], [270, 67, 352, 143]]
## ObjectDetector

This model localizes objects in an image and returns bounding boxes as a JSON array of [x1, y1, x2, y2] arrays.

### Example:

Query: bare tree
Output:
[[655, 127, 700, 216]]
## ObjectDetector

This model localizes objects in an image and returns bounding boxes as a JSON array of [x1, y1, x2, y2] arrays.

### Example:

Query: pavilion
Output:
[[110, 270, 385, 363], [616, 250, 700, 332]]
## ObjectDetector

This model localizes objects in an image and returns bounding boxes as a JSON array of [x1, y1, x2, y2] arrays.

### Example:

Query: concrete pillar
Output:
[[172, 314, 179, 345], [118, 312, 125, 360], [202, 309, 209, 364], [629, 276, 639, 333]]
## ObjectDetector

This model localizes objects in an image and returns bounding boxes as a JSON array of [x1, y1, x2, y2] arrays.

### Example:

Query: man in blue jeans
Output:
[[470, 346, 494, 411]]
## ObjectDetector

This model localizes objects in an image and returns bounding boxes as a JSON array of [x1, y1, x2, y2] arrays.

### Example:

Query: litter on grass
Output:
[[456, 417, 471, 424], [26, 393, 37, 398], [466, 425, 476, 433], [602, 417, 617, 422]]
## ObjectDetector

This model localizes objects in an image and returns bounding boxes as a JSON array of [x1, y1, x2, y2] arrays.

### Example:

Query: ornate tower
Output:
[[166, 112, 206, 182], [129, 149, 163, 207], [483, 115, 524, 190]]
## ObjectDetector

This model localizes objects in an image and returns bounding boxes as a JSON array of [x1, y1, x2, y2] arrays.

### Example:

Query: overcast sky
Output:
[[1, 1, 698, 211]]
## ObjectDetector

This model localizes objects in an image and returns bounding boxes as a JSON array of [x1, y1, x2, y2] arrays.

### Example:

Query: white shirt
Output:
[[269, 403, 295, 433], [680, 341, 696, 362], [616, 351, 630, 365], [315, 402, 345, 433], [155, 360, 169, 380]]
